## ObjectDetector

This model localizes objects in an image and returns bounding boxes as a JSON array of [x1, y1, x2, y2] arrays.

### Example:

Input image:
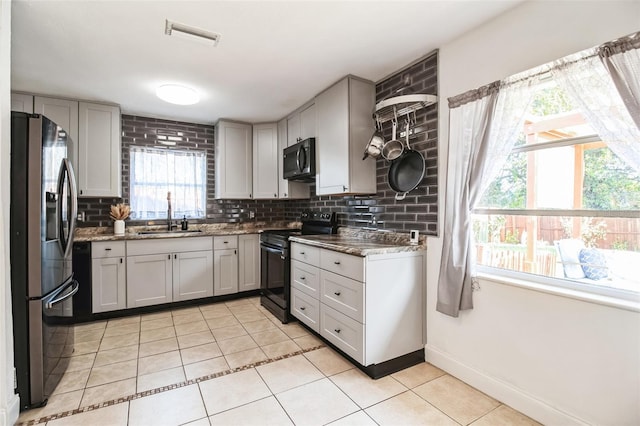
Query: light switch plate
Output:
[[410, 230, 419, 245]]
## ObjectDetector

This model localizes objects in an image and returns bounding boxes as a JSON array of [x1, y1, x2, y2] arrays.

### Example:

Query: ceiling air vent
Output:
[[164, 20, 221, 46]]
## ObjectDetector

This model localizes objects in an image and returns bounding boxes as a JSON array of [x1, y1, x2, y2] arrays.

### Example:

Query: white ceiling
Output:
[[11, 0, 523, 125]]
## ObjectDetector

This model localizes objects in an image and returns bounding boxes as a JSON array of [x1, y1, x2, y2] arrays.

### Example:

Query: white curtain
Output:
[[437, 77, 534, 317], [130, 146, 206, 220], [550, 43, 640, 172], [599, 32, 640, 129]]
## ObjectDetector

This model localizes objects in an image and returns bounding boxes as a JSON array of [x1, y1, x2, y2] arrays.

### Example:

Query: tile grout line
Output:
[[18, 344, 326, 426]]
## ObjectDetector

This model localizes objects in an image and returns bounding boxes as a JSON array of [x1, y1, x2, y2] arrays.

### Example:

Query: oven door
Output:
[[260, 243, 290, 310]]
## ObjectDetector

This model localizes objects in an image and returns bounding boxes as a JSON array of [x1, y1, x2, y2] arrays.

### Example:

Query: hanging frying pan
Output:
[[388, 122, 425, 200]]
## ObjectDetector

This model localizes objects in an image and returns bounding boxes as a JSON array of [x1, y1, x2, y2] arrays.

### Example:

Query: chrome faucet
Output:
[[167, 191, 177, 231]]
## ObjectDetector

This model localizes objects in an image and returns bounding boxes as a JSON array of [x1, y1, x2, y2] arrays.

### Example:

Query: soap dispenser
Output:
[[181, 216, 188, 230]]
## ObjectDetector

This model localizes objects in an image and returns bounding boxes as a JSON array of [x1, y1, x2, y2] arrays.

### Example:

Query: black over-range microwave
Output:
[[283, 137, 316, 182]]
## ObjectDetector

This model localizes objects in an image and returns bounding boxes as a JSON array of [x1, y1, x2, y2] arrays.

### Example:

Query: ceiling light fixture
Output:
[[156, 84, 200, 105], [165, 19, 221, 46]]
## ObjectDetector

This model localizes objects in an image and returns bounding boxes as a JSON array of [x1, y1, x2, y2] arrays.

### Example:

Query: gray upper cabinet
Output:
[[315, 76, 376, 196], [11, 93, 33, 113], [33, 96, 79, 173], [215, 120, 253, 199], [252, 123, 279, 199], [78, 102, 121, 197], [287, 102, 316, 146]]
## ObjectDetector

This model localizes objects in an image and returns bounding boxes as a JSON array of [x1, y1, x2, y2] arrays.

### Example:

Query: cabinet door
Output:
[[214, 249, 238, 296], [300, 103, 316, 140], [215, 120, 252, 199], [287, 113, 300, 146], [11, 93, 33, 113], [78, 102, 121, 197], [315, 79, 349, 195], [173, 250, 214, 301], [34, 96, 79, 172], [238, 234, 260, 292], [252, 123, 279, 199], [91, 256, 126, 313], [127, 254, 172, 307]]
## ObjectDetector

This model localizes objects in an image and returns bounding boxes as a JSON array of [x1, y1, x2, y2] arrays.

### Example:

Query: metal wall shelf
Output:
[[374, 94, 437, 123]]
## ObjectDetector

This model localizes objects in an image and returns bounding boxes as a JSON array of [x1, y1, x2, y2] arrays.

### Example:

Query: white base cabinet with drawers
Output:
[[291, 241, 425, 375], [127, 237, 213, 308], [91, 241, 127, 313]]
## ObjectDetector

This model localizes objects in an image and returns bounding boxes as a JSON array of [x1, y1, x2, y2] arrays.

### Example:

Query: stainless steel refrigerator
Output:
[[10, 112, 79, 410]]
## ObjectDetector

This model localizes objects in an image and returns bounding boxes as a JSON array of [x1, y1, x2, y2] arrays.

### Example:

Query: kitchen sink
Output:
[[137, 229, 203, 235]]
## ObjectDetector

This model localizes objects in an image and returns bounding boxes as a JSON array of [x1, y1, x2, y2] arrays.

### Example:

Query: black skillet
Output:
[[387, 124, 425, 200]]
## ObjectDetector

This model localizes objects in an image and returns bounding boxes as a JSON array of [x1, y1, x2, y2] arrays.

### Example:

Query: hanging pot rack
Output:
[[373, 94, 437, 123]]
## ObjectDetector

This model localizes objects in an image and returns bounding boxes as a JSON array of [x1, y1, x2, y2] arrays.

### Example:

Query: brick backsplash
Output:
[[78, 51, 438, 233], [307, 51, 439, 235]]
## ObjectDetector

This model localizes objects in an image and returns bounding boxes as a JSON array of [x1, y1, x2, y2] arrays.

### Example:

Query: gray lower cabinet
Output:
[[126, 253, 173, 308], [238, 234, 260, 292], [291, 242, 425, 367], [214, 236, 239, 296], [91, 241, 126, 313], [126, 237, 213, 308]]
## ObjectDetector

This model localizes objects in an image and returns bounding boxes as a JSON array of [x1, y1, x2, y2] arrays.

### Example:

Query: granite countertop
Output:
[[289, 229, 427, 256], [74, 221, 300, 242]]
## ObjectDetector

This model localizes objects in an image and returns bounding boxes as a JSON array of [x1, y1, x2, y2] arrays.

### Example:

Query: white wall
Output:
[[430, 1, 640, 425], [0, 0, 19, 425]]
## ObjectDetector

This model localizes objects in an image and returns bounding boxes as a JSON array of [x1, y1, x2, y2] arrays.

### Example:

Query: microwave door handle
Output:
[[296, 146, 303, 173]]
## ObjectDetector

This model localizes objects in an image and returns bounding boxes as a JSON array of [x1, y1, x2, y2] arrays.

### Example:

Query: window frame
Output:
[[129, 145, 207, 220], [473, 118, 639, 301]]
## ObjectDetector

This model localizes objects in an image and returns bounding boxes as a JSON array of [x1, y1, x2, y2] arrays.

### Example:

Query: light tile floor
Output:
[[17, 296, 541, 426]]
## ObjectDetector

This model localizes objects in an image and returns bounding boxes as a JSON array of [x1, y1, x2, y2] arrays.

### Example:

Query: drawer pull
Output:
[[223, 241, 228, 244], [334, 261, 341, 265], [300, 306, 306, 311], [334, 291, 341, 296], [300, 251, 305, 255], [300, 276, 306, 280], [105, 248, 112, 251], [334, 328, 341, 333]]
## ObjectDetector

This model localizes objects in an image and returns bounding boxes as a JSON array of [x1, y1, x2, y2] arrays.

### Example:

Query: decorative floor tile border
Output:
[[19, 344, 326, 426]]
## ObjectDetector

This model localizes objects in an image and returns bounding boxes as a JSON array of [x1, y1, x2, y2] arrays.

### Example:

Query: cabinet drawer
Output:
[[291, 260, 320, 298], [320, 270, 364, 322], [320, 249, 364, 282], [127, 237, 212, 256], [214, 235, 238, 250], [291, 242, 320, 265], [92, 241, 125, 259], [291, 288, 320, 333], [320, 304, 364, 364]]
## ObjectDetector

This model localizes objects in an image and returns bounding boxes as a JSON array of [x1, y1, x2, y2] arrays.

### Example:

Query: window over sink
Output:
[[129, 146, 206, 220]]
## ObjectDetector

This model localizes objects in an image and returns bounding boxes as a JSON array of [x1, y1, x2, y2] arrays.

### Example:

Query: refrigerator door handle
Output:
[[57, 158, 78, 259], [44, 277, 79, 309]]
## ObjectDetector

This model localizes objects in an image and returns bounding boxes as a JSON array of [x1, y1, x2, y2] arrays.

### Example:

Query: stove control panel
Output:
[[300, 211, 336, 224]]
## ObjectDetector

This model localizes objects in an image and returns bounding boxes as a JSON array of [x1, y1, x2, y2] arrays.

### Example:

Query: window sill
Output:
[[477, 271, 640, 313]]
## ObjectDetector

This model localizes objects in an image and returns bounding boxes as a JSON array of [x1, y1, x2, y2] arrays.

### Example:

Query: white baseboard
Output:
[[0, 394, 20, 426], [425, 344, 587, 426]]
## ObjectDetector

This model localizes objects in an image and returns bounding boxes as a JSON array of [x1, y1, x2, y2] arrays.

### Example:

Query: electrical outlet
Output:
[[410, 230, 419, 245], [77, 211, 85, 222], [249, 210, 255, 219]]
